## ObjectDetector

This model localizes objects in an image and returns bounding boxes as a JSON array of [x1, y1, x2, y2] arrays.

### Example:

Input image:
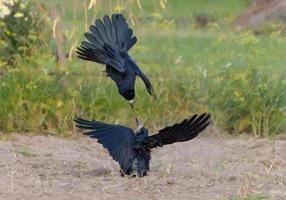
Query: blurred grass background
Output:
[[0, 0, 285, 137]]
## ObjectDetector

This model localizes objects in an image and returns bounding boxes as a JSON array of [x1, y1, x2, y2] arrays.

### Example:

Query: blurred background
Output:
[[0, 0, 285, 137]]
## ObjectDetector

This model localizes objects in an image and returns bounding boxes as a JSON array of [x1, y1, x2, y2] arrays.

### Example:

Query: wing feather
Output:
[[74, 118, 136, 172], [143, 113, 211, 149], [77, 14, 137, 72]]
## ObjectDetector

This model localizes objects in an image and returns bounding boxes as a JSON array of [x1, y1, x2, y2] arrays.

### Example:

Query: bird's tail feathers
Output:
[[76, 14, 137, 72]]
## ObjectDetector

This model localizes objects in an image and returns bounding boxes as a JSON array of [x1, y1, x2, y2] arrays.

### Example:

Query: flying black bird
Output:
[[74, 113, 211, 177], [76, 14, 156, 107]]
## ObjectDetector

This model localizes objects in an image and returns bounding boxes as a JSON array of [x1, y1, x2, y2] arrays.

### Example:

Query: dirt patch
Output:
[[234, 0, 286, 28], [0, 132, 285, 200]]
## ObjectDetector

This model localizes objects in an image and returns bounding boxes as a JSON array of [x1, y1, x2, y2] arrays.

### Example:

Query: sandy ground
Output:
[[0, 130, 285, 200]]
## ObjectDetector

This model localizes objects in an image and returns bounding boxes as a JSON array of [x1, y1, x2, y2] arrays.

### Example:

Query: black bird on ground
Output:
[[76, 14, 156, 108], [74, 113, 211, 177]]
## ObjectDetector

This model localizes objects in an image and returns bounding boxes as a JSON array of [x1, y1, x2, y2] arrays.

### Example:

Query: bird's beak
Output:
[[135, 117, 143, 133], [128, 99, 134, 109]]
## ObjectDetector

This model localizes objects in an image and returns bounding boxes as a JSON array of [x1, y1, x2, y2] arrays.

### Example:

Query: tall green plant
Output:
[[206, 67, 286, 136], [0, 0, 45, 68]]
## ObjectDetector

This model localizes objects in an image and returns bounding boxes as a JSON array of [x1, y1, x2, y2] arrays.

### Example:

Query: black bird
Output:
[[76, 14, 156, 107], [74, 113, 211, 177]]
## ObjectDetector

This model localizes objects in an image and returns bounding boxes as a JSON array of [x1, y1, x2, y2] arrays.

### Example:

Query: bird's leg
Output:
[[137, 171, 147, 177], [120, 170, 125, 177]]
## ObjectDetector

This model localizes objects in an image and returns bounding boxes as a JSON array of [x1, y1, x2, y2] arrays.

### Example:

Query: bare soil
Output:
[[0, 131, 285, 200], [234, 0, 286, 28]]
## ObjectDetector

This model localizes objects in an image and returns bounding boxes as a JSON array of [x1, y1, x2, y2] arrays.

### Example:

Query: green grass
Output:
[[227, 194, 268, 200], [0, 0, 285, 136], [40, 0, 251, 19], [219, 194, 268, 200]]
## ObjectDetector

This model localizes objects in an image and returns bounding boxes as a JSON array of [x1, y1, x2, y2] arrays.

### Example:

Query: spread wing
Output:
[[76, 14, 137, 73], [74, 118, 136, 172], [142, 113, 211, 149]]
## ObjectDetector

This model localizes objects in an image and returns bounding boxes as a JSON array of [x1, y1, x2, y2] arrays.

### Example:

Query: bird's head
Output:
[[135, 117, 148, 137], [122, 89, 135, 101], [118, 80, 135, 108]]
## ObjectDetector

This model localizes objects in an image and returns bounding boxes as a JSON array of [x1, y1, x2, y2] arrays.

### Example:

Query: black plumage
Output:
[[74, 113, 211, 177], [77, 14, 156, 106]]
